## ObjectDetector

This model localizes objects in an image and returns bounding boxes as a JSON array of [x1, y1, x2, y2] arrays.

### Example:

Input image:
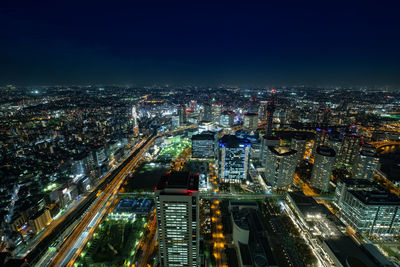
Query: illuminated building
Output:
[[352, 144, 379, 181], [202, 103, 212, 122], [290, 134, 308, 165], [248, 97, 259, 113], [28, 209, 52, 233], [339, 190, 400, 236], [336, 134, 360, 167], [310, 146, 336, 192], [258, 100, 268, 121], [212, 103, 223, 123], [243, 113, 258, 131], [264, 146, 297, 189], [219, 135, 251, 183], [178, 104, 187, 125], [132, 106, 139, 136], [219, 111, 234, 127], [191, 132, 215, 158], [334, 178, 376, 208], [155, 171, 199, 267], [266, 90, 276, 137]]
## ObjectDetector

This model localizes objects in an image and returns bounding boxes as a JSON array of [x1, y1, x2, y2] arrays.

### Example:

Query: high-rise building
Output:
[[291, 134, 308, 166], [178, 104, 187, 125], [258, 101, 268, 121], [339, 190, 400, 236], [155, 171, 200, 267], [248, 97, 259, 113], [264, 146, 297, 189], [219, 111, 234, 127], [243, 113, 258, 131], [336, 134, 360, 168], [266, 90, 276, 137], [352, 144, 379, 181], [212, 103, 223, 123], [202, 103, 212, 122], [132, 106, 139, 136], [310, 146, 336, 192], [192, 132, 215, 158], [219, 135, 251, 183], [334, 178, 376, 208]]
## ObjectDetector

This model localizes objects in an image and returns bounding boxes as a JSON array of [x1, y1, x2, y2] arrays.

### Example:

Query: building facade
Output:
[[310, 146, 336, 192], [219, 135, 251, 183], [352, 144, 379, 181], [191, 132, 215, 159], [155, 172, 200, 267], [340, 190, 400, 236], [264, 146, 297, 189]]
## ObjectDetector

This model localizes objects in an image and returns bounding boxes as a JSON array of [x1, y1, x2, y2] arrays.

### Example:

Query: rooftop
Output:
[[219, 135, 251, 148], [316, 145, 336, 157], [156, 171, 199, 192], [349, 190, 400, 206]]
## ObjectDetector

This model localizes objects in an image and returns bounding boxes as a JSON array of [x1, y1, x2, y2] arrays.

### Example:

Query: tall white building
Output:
[[156, 171, 200, 267], [352, 144, 379, 181], [265, 146, 297, 189], [310, 146, 336, 192]]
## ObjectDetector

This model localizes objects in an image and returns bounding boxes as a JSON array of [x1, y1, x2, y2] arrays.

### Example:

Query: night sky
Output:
[[1, 1, 400, 86]]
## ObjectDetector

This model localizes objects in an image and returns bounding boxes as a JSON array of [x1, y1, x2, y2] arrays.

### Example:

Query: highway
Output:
[[47, 134, 158, 267]]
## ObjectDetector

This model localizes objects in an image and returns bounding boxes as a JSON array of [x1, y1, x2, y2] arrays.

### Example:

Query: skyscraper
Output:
[[219, 111, 234, 128], [243, 113, 258, 131], [219, 135, 251, 183], [178, 104, 187, 125], [192, 132, 215, 158], [155, 171, 200, 267], [266, 90, 276, 137], [352, 144, 379, 181], [310, 146, 336, 192], [202, 103, 212, 122], [264, 146, 297, 189], [212, 103, 223, 123]]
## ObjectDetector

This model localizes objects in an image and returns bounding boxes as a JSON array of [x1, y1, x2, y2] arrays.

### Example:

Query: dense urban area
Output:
[[1, 85, 400, 267]]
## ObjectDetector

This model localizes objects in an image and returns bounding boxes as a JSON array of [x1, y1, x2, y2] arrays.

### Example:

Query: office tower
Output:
[[258, 101, 268, 121], [339, 190, 400, 236], [243, 113, 258, 131], [219, 135, 251, 183], [352, 144, 380, 181], [132, 106, 139, 136], [291, 134, 308, 166], [212, 103, 223, 123], [334, 178, 376, 207], [219, 111, 234, 127], [248, 97, 259, 113], [192, 132, 215, 158], [278, 110, 287, 126], [178, 104, 187, 125], [310, 146, 336, 192], [266, 90, 276, 137], [264, 146, 297, 189], [155, 171, 200, 267], [336, 134, 360, 168], [202, 103, 212, 122]]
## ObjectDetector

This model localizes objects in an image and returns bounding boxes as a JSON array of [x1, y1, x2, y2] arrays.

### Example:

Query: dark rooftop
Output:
[[192, 133, 214, 141], [349, 190, 400, 206], [156, 171, 199, 191], [219, 135, 251, 148], [267, 146, 297, 156], [317, 145, 336, 157]]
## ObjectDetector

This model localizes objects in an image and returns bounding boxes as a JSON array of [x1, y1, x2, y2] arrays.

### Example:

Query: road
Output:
[[47, 135, 157, 267]]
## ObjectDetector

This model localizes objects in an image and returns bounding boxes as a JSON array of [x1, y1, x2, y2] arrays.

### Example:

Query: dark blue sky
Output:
[[1, 1, 400, 86]]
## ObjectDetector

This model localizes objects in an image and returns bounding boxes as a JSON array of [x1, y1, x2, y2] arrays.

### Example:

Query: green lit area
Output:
[[158, 138, 191, 160], [74, 215, 148, 267], [43, 183, 59, 192]]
